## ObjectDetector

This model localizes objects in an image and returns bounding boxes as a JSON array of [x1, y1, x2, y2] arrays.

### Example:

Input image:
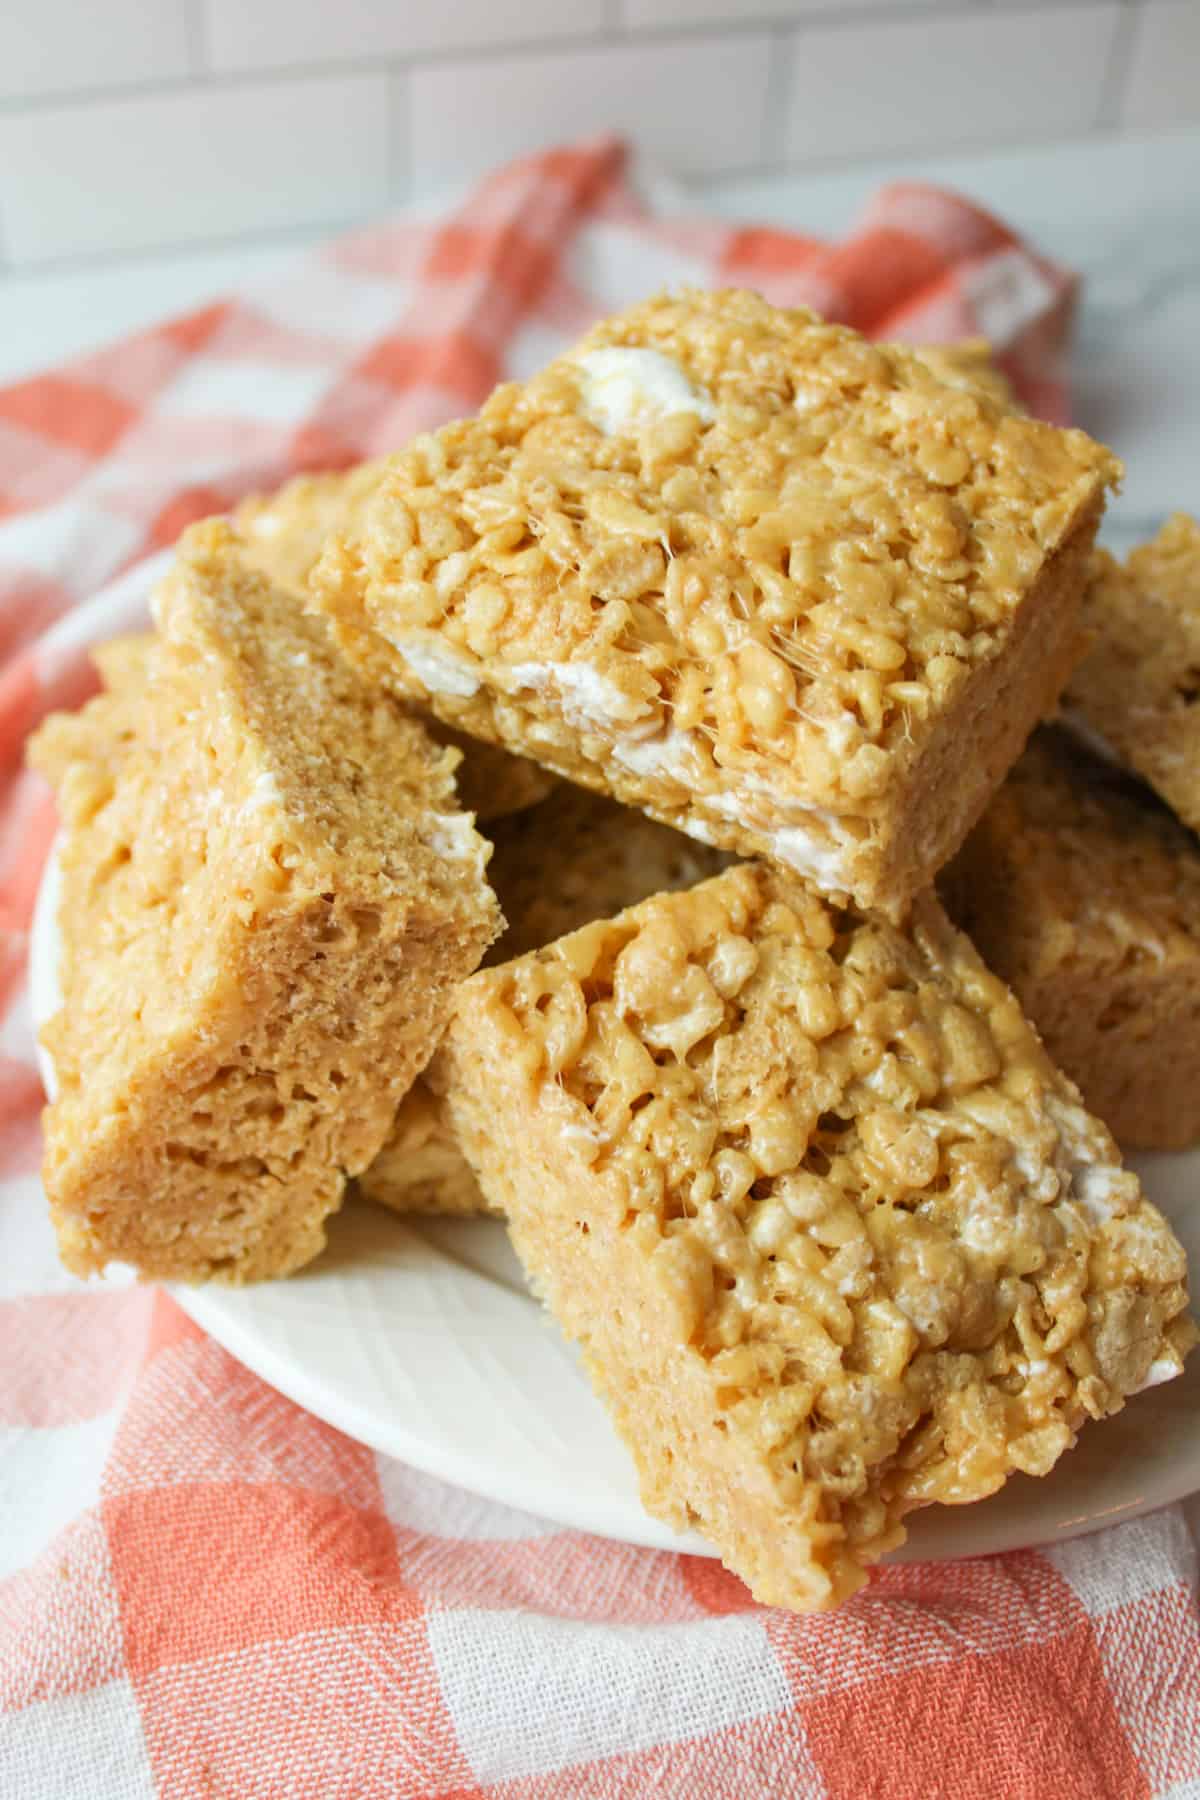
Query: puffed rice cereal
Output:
[[313, 289, 1118, 914], [434, 863, 1194, 1610]]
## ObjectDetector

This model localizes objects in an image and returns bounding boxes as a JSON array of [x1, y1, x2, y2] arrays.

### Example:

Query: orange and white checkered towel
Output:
[[2, 139, 1196, 1800]]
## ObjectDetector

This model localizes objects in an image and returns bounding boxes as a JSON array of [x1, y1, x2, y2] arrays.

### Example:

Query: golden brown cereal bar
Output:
[[236, 461, 388, 595], [236, 467, 554, 821], [357, 1079, 490, 1217], [30, 634, 152, 786], [1064, 514, 1200, 832], [483, 782, 736, 965], [942, 727, 1200, 1150], [910, 339, 1018, 411], [313, 289, 1117, 915], [30, 520, 501, 1283], [358, 782, 732, 1216], [434, 864, 1194, 1610]]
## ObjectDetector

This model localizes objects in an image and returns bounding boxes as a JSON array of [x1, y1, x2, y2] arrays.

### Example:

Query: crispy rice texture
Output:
[[942, 727, 1200, 1150], [909, 339, 1018, 412], [236, 461, 388, 596], [1065, 513, 1200, 832], [434, 864, 1194, 1610], [31, 633, 152, 785], [236, 467, 553, 821], [29, 520, 501, 1283], [313, 289, 1117, 915], [358, 783, 733, 1215], [356, 1078, 487, 1217]]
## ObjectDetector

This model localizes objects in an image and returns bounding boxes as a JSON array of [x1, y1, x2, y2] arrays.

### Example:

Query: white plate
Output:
[[29, 556, 1200, 1562]]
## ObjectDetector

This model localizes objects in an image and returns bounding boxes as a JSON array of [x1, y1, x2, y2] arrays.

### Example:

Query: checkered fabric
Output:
[[1, 137, 1196, 1800]]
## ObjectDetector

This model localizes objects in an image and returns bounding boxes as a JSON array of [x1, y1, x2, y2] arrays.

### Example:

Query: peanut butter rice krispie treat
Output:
[[30, 520, 501, 1283], [1065, 514, 1200, 831], [358, 1077, 487, 1217], [313, 289, 1117, 915], [358, 783, 732, 1215], [236, 466, 553, 821], [236, 461, 388, 596], [434, 864, 1194, 1610], [480, 782, 737, 965], [942, 727, 1200, 1150], [911, 339, 1018, 411], [31, 633, 152, 778]]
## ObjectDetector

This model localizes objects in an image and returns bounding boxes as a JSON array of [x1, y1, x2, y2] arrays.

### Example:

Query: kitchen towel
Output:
[[1, 138, 1196, 1800]]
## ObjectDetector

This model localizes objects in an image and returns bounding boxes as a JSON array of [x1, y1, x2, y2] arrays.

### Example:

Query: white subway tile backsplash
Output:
[[0, 0, 1193, 293], [1121, 1, 1200, 130], [0, 0, 190, 102], [205, 0, 605, 75], [410, 34, 773, 189], [0, 75, 391, 266], [781, 5, 1121, 164]]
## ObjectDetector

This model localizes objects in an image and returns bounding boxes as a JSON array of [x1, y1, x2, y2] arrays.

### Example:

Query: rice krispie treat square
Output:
[[236, 466, 553, 821], [358, 782, 732, 1216], [911, 339, 1018, 410], [313, 289, 1118, 915], [942, 727, 1200, 1150], [31, 634, 152, 784], [30, 520, 501, 1284], [236, 461, 387, 596], [356, 1079, 489, 1217], [1065, 514, 1200, 831], [433, 864, 1194, 1610]]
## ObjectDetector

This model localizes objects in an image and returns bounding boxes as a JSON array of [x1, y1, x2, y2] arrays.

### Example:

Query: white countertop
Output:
[[1, 125, 1197, 547]]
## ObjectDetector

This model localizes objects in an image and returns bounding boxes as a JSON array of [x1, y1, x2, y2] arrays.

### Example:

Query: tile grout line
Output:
[[388, 66, 410, 208], [184, 0, 208, 78], [0, 215, 363, 282], [1096, 0, 1141, 130], [701, 115, 1145, 192], [759, 25, 794, 172], [0, 63, 384, 119], [614, 0, 1107, 34]]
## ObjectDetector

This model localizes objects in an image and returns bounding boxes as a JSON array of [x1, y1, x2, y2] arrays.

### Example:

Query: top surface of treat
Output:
[[350, 290, 1117, 813], [451, 864, 1190, 1553], [908, 339, 1018, 411], [963, 726, 1200, 975]]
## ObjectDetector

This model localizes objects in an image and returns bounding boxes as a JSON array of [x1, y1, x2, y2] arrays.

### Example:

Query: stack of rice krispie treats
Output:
[[33, 291, 1197, 1612]]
